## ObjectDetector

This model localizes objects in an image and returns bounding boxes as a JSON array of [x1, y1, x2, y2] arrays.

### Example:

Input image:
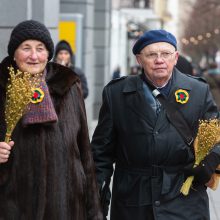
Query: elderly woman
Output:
[[0, 20, 102, 220]]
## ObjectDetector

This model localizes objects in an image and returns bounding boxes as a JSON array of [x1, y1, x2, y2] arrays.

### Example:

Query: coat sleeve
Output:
[[91, 87, 116, 218], [74, 83, 103, 220], [91, 87, 116, 187]]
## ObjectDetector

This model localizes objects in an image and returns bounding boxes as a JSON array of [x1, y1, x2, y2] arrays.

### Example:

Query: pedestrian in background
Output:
[[54, 40, 89, 99], [130, 65, 141, 75], [203, 62, 220, 109], [91, 29, 220, 220], [0, 20, 102, 220], [112, 66, 121, 79], [175, 54, 193, 75]]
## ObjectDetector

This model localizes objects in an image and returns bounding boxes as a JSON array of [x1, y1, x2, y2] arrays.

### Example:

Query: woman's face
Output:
[[14, 40, 49, 75], [56, 50, 71, 66]]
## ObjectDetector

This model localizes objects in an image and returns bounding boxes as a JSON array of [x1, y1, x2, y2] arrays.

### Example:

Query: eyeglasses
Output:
[[140, 51, 176, 61]]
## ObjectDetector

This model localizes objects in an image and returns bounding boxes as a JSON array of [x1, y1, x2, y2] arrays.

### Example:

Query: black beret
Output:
[[8, 20, 54, 61], [132, 29, 177, 55]]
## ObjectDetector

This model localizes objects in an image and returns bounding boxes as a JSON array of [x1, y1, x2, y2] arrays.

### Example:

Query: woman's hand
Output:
[[0, 141, 14, 164]]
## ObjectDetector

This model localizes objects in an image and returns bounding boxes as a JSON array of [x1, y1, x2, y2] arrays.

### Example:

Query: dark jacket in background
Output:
[[0, 56, 102, 220], [71, 65, 89, 99], [176, 55, 193, 75], [91, 68, 219, 220]]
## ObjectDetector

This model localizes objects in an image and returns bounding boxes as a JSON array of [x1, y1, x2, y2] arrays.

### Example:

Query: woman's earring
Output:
[[13, 57, 16, 61]]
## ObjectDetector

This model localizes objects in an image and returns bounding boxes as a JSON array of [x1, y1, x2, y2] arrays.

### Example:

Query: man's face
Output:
[[136, 42, 179, 86]]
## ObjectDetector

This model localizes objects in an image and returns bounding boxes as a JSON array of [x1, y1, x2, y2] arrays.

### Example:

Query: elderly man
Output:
[[91, 30, 220, 220]]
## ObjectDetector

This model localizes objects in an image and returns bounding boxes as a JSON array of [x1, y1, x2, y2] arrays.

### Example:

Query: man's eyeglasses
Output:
[[140, 51, 176, 61]]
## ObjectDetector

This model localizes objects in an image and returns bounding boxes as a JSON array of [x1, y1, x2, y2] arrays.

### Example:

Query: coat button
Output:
[[155, 200, 160, 206]]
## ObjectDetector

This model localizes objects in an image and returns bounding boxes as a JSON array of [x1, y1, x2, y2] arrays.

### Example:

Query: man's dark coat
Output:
[[92, 69, 219, 220]]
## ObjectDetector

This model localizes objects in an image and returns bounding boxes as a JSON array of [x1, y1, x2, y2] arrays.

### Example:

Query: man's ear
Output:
[[174, 51, 179, 65], [136, 55, 143, 68]]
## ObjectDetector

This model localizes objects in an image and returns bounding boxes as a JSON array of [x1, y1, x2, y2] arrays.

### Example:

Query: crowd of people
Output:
[[0, 20, 220, 220]]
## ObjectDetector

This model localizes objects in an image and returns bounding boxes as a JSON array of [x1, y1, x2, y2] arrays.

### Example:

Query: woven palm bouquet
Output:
[[4, 66, 41, 142], [180, 119, 220, 196]]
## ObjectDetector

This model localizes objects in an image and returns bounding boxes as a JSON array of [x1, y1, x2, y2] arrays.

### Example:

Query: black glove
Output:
[[190, 152, 220, 185]]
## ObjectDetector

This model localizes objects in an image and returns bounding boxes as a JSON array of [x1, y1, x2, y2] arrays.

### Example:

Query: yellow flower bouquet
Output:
[[4, 67, 41, 142], [180, 119, 220, 196]]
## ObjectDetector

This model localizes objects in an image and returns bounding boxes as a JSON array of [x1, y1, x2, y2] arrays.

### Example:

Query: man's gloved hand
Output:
[[189, 152, 220, 185]]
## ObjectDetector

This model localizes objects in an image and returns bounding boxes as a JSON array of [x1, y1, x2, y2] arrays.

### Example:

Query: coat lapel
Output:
[[168, 68, 192, 106], [123, 75, 157, 127], [154, 68, 193, 131]]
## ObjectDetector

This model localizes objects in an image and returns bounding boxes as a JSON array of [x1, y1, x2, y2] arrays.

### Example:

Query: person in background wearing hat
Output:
[[54, 40, 89, 99], [91, 29, 220, 220], [0, 20, 102, 220], [175, 54, 193, 75]]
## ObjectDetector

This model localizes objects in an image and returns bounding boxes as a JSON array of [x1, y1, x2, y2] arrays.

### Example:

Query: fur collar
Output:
[[0, 56, 79, 96]]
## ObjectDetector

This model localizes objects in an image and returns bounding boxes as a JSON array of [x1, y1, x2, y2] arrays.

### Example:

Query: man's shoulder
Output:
[[186, 74, 207, 84], [175, 68, 207, 84], [106, 76, 128, 87], [107, 75, 142, 86], [177, 71, 208, 88]]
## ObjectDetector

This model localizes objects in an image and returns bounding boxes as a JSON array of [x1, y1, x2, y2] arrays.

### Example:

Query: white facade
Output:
[[110, 7, 161, 76], [164, 0, 179, 38]]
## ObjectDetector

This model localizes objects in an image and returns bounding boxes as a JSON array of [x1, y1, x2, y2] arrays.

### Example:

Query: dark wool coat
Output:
[[0, 56, 102, 220], [91, 69, 219, 220]]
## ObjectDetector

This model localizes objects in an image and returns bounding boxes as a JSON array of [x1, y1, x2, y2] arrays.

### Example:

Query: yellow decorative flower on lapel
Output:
[[175, 89, 189, 104]]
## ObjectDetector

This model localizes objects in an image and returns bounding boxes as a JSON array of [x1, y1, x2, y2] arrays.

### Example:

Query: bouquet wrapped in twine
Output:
[[4, 66, 41, 143], [180, 119, 220, 196]]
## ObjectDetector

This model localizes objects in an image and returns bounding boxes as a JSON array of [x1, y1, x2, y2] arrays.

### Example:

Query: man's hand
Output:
[[0, 141, 14, 164], [192, 152, 220, 185]]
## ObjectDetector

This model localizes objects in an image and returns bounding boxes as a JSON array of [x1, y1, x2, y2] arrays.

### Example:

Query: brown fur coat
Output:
[[0, 56, 102, 220]]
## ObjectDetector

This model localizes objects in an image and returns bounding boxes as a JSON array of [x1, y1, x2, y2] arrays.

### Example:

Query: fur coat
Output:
[[0, 56, 102, 220]]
